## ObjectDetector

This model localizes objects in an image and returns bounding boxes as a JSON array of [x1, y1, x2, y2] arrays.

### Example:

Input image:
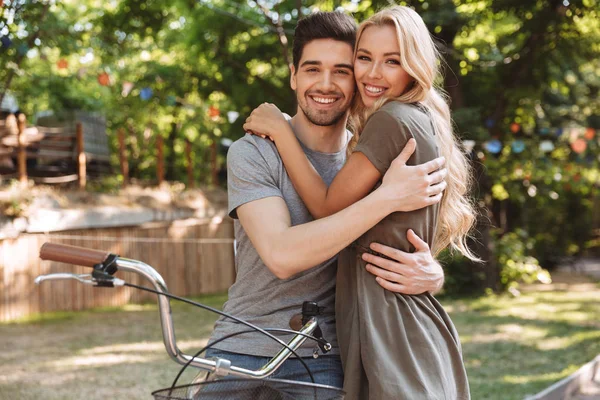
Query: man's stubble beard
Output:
[[297, 97, 350, 127]]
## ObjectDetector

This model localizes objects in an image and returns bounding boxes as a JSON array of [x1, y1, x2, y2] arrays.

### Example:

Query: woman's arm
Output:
[[243, 103, 446, 219], [243, 104, 385, 218]]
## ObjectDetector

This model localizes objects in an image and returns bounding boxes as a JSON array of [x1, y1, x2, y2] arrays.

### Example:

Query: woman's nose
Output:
[[367, 62, 383, 79]]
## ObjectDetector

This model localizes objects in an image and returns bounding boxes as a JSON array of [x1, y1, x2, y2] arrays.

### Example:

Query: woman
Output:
[[243, 6, 477, 399]]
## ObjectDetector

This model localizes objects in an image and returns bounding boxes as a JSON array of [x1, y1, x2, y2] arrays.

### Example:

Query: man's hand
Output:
[[379, 138, 447, 212], [362, 229, 444, 294]]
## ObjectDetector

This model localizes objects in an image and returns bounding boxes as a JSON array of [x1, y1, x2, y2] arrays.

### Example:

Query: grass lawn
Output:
[[1, 272, 598, 400]]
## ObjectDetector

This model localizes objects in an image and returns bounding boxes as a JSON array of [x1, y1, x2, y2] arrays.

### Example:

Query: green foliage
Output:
[[494, 229, 552, 290], [1, 0, 599, 290]]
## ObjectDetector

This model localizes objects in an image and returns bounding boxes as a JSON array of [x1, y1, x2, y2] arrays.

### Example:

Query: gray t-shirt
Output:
[[207, 132, 347, 357]]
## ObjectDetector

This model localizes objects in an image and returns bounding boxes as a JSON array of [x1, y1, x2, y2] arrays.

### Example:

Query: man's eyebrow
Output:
[[300, 60, 321, 67], [357, 48, 401, 57], [300, 60, 353, 70], [335, 63, 353, 70]]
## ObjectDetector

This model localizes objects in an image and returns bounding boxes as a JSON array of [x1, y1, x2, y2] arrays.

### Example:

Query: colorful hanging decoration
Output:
[[539, 140, 555, 153], [0, 36, 12, 49], [97, 72, 111, 86], [571, 139, 587, 154], [122, 81, 134, 97], [511, 140, 525, 154], [227, 111, 240, 124], [539, 127, 550, 135], [569, 128, 580, 142], [510, 123, 520, 134], [57, 59, 68, 69], [585, 128, 595, 140], [555, 128, 563, 138], [484, 139, 502, 154], [17, 44, 28, 56], [485, 118, 495, 128], [140, 87, 153, 101], [208, 106, 220, 121]]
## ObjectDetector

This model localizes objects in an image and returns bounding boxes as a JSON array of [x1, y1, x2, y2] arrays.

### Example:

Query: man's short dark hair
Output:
[[292, 11, 357, 70]]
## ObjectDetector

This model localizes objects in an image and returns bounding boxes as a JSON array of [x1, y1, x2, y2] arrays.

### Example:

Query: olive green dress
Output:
[[336, 102, 470, 399]]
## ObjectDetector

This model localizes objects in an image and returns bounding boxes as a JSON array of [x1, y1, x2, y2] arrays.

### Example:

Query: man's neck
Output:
[[290, 111, 348, 153]]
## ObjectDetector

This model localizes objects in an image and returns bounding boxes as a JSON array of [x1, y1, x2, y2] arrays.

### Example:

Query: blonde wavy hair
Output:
[[348, 6, 479, 261]]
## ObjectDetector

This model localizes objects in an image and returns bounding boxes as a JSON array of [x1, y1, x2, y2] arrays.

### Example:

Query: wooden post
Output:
[[186, 139, 194, 189], [156, 135, 164, 185], [117, 128, 129, 187], [76, 122, 86, 190], [17, 114, 27, 186], [211, 139, 218, 186]]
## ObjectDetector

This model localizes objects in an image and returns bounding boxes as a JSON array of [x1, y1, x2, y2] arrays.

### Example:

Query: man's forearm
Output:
[[268, 187, 394, 279]]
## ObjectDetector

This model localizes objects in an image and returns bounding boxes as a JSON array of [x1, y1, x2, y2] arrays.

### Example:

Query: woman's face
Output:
[[354, 24, 413, 108]]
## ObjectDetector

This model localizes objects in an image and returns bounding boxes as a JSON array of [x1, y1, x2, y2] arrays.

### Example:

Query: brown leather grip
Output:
[[39, 243, 112, 268]]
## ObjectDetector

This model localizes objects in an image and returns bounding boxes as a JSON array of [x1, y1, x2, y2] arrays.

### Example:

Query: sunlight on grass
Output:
[[502, 364, 580, 384], [537, 331, 600, 351], [49, 353, 154, 369], [443, 281, 600, 400], [81, 339, 209, 355]]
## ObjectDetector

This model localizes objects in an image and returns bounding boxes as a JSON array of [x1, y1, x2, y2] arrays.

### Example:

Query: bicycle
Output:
[[35, 242, 346, 400]]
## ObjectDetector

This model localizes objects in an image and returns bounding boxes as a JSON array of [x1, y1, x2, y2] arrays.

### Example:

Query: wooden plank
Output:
[[0, 217, 234, 321], [17, 115, 27, 185], [118, 128, 129, 187], [157, 135, 164, 186], [77, 122, 86, 190]]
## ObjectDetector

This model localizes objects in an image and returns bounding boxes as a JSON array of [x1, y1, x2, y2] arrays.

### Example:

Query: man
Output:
[[206, 11, 446, 388]]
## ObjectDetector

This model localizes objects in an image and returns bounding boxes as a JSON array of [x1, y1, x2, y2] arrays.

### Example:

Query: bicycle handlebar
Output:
[[40, 243, 111, 268], [36, 242, 325, 380]]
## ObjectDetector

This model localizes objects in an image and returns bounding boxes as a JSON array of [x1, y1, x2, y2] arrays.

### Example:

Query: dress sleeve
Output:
[[353, 109, 414, 176], [227, 137, 283, 219]]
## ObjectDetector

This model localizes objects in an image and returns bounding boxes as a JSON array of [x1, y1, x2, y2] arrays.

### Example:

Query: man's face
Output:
[[291, 39, 355, 127]]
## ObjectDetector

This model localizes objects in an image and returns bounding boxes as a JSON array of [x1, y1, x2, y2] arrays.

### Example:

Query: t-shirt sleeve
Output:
[[227, 137, 283, 219], [353, 110, 413, 175]]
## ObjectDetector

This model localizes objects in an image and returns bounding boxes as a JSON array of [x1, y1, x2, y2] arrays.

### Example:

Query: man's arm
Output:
[[362, 229, 445, 294], [238, 189, 396, 279]]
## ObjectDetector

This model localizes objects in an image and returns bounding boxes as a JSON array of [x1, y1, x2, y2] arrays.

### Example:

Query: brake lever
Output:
[[34, 273, 125, 287]]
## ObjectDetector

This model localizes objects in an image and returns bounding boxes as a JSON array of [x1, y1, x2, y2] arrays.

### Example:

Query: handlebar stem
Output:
[[114, 258, 318, 378]]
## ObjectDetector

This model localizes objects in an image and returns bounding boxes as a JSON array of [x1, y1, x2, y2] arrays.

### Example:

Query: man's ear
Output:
[[289, 64, 297, 91]]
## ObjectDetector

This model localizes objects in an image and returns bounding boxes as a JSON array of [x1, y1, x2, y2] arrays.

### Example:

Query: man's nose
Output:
[[317, 71, 336, 92]]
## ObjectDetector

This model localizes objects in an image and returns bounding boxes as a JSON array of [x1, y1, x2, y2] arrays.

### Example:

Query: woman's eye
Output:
[[357, 55, 371, 61], [386, 59, 401, 65]]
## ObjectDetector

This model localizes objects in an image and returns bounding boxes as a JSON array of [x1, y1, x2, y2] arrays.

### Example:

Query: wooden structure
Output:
[[0, 111, 111, 185], [0, 217, 235, 322]]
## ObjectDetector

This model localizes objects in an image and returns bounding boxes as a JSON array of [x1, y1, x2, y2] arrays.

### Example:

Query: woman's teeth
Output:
[[365, 85, 385, 94]]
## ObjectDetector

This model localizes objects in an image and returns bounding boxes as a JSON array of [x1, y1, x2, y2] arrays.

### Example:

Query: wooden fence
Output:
[[0, 216, 235, 322]]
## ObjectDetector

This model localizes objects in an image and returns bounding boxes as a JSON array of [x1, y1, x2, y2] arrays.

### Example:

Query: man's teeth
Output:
[[365, 85, 385, 94], [312, 96, 336, 104]]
